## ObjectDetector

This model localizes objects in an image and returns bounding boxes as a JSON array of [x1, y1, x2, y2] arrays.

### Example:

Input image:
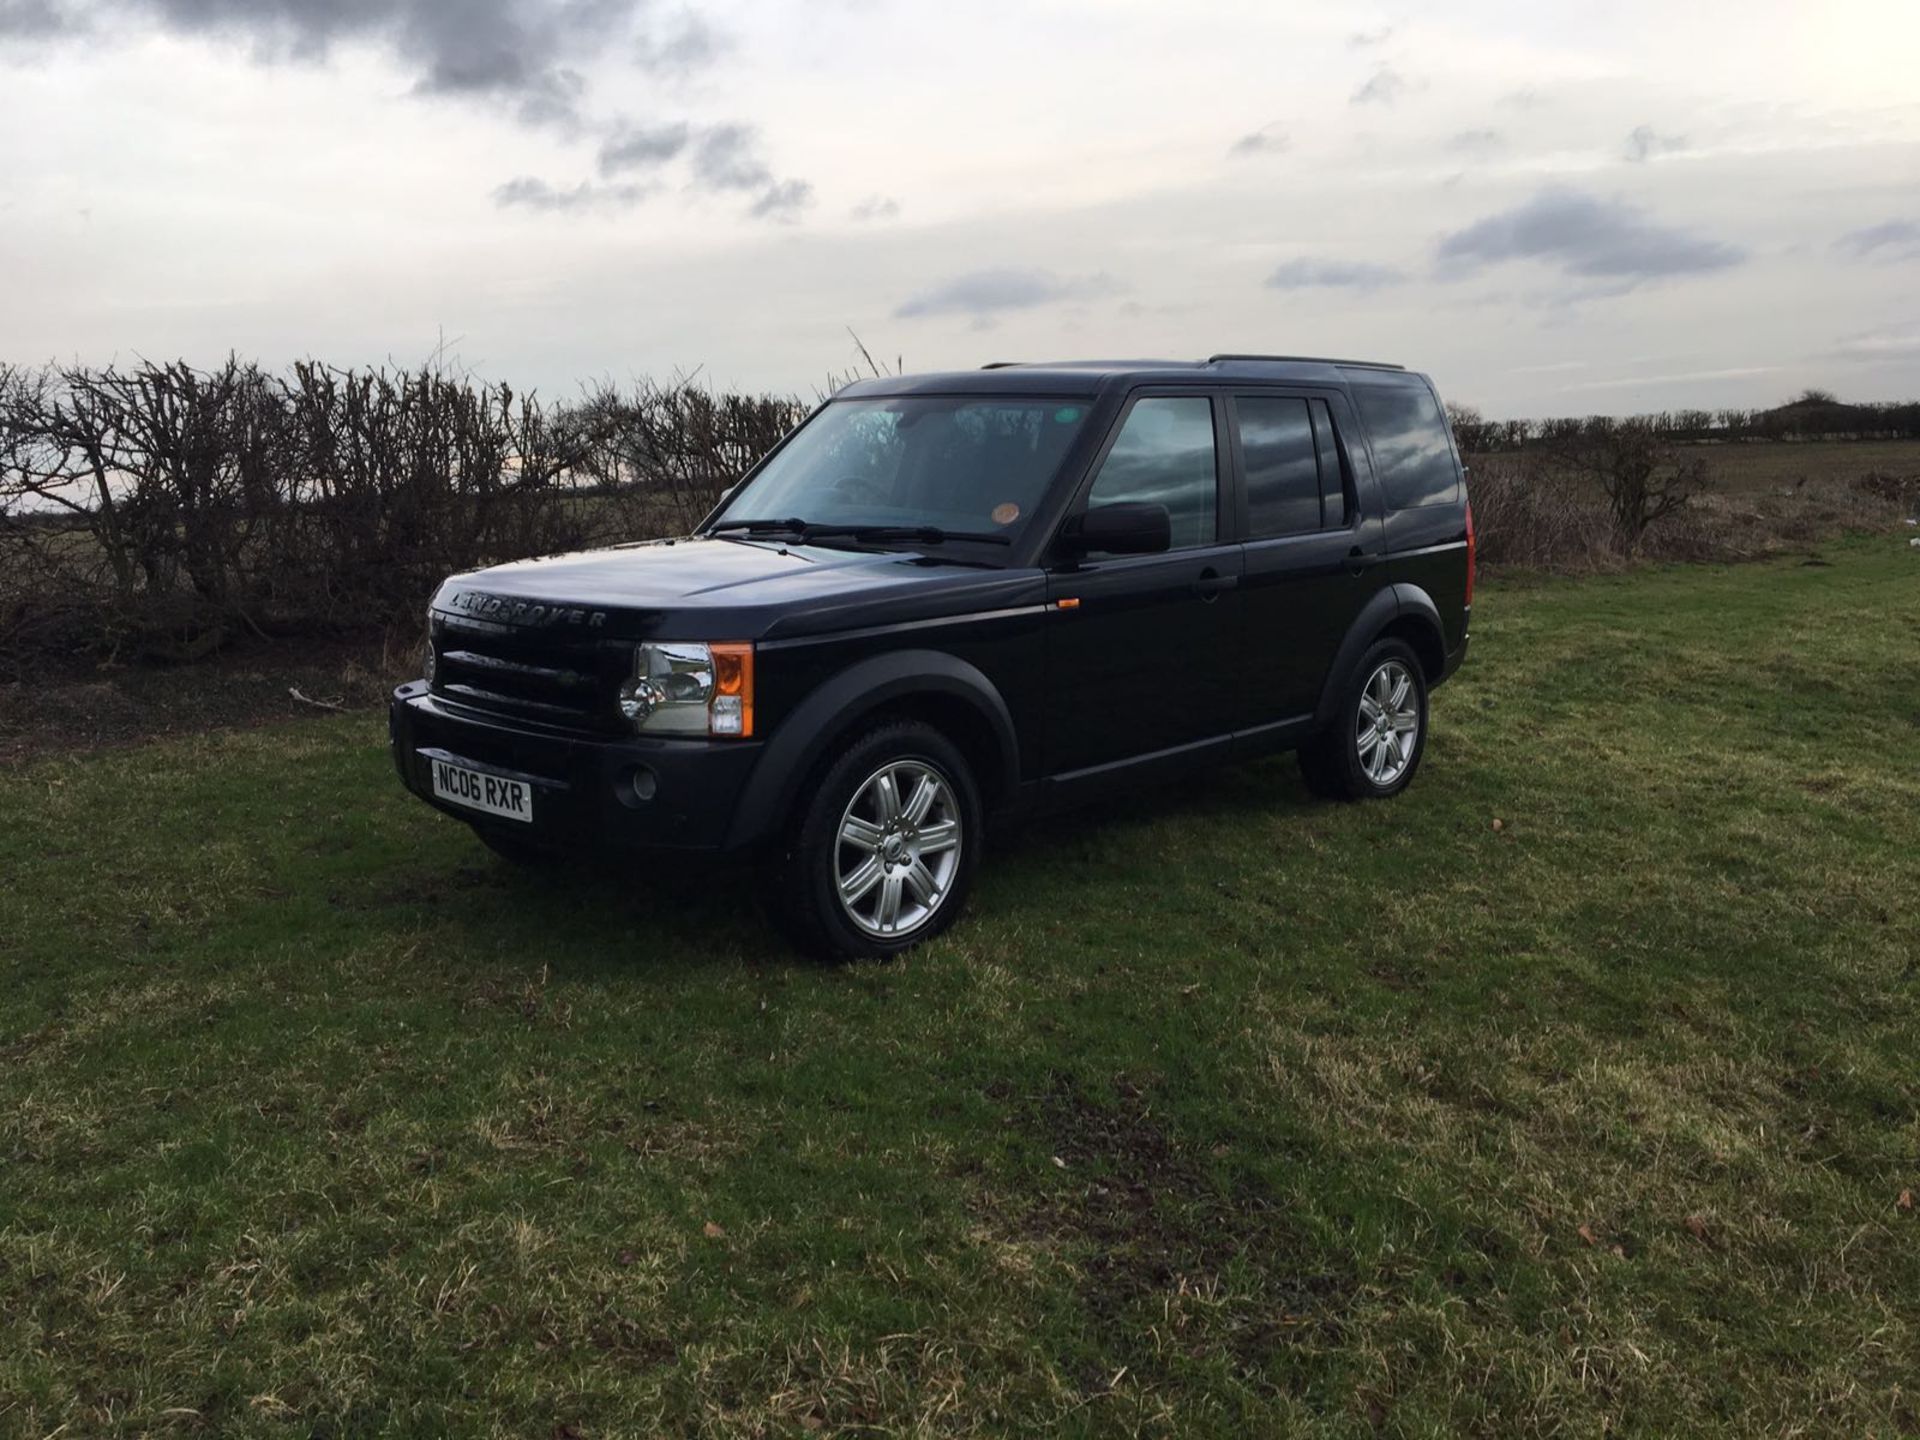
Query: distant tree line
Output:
[[1444, 390, 1920, 456], [0, 357, 803, 668]]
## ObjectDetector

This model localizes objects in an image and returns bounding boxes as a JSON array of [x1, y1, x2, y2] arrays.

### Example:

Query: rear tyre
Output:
[[471, 825, 562, 867], [769, 721, 982, 961], [1298, 638, 1429, 801]]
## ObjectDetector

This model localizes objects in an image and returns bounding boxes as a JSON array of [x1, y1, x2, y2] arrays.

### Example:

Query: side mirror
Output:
[[1060, 502, 1171, 557]]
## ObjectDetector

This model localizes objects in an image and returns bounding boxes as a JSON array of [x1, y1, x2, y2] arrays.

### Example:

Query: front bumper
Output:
[[388, 682, 765, 853]]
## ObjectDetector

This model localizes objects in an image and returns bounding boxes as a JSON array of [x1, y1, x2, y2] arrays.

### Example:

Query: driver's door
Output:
[[1041, 392, 1244, 777]]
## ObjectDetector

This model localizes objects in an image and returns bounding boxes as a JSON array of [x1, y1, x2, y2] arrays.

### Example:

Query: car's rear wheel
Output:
[[1299, 638, 1429, 800], [770, 721, 982, 960]]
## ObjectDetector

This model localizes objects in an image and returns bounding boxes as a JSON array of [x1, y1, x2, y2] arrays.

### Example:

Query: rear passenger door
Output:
[[1228, 390, 1382, 727]]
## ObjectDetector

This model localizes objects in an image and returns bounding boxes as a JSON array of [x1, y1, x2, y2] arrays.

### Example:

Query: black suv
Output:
[[390, 356, 1473, 957]]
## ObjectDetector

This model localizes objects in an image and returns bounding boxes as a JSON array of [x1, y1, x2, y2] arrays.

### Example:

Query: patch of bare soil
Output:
[[997, 1072, 1356, 1391], [0, 633, 409, 766]]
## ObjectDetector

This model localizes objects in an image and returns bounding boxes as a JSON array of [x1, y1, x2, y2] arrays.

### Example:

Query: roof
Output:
[[836, 354, 1414, 399]]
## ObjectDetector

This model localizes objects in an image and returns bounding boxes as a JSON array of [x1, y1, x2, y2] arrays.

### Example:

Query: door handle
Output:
[[1191, 568, 1238, 600], [1346, 545, 1376, 575]]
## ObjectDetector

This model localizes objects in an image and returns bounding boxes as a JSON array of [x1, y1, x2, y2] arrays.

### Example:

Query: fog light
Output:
[[629, 766, 658, 803]]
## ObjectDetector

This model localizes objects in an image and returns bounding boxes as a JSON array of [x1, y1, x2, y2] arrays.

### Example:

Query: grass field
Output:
[[3, 538, 1918, 1437], [1690, 438, 1919, 493]]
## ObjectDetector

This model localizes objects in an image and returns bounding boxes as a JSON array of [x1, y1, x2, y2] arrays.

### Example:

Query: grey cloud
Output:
[[1435, 188, 1746, 286], [1229, 125, 1288, 159], [0, 0, 73, 37], [1, 0, 675, 129], [1625, 125, 1688, 162], [691, 123, 774, 191], [683, 123, 810, 221], [748, 178, 813, 222], [598, 121, 691, 176], [894, 268, 1123, 320], [634, 10, 725, 74], [587, 118, 816, 220], [1835, 219, 1920, 261], [1351, 66, 1405, 106], [1348, 25, 1392, 47], [1266, 258, 1405, 291], [1448, 129, 1502, 155], [850, 194, 901, 222], [493, 175, 652, 213]]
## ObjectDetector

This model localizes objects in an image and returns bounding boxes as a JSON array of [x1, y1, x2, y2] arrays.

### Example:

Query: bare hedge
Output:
[[4, 357, 1913, 674], [0, 358, 803, 669]]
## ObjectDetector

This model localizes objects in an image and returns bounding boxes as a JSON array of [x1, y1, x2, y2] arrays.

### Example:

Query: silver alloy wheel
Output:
[[834, 759, 963, 938], [1356, 659, 1420, 787]]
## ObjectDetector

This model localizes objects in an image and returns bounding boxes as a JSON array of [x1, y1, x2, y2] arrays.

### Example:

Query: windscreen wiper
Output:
[[708, 519, 1011, 546], [706, 516, 813, 537]]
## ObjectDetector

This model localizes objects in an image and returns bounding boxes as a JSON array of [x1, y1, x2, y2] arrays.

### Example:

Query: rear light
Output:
[[1464, 498, 1477, 607]]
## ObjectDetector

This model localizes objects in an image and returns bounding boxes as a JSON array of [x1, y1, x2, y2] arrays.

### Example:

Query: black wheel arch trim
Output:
[[1312, 584, 1448, 731], [725, 649, 1019, 850]]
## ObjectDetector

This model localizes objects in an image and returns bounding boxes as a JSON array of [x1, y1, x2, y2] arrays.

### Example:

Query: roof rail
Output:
[[979, 361, 1025, 370], [1206, 353, 1405, 371]]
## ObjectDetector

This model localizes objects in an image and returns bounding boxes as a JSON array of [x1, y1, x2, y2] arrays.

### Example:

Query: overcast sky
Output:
[[3, 0, 1917, 416]]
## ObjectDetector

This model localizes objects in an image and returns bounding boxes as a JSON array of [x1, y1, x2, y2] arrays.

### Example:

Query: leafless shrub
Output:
[[564, 378, 805, 537], [1850, 468, 1919, 507], [1537, 418, 1708, 553], [1466, 454, 1620, 571], [0, 358, 803, 671], [1445, 402, 1502, 458]]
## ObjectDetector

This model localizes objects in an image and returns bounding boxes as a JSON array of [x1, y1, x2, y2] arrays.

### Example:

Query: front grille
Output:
[[429, 615, 627, 733]]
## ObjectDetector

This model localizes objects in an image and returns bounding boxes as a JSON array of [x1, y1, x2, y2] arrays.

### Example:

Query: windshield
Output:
[[709, 396, 1092, 544]]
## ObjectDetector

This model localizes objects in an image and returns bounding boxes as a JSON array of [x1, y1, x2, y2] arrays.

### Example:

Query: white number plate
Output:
[[430, 758, 533, 823]]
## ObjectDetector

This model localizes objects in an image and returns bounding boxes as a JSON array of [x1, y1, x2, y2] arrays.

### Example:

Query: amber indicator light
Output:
[[710, 643, 755, 737]]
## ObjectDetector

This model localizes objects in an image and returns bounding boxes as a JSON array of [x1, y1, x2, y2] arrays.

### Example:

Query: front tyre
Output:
[[1298, 638, 1429, 801], [771, 721, 982, 960]]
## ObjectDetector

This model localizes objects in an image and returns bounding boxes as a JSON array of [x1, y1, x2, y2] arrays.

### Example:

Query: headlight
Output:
[[423, 639, 437, 685], [618, 642, 754, 738]]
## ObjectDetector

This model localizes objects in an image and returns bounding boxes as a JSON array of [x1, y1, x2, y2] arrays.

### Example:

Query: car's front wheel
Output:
[[770, 721, 982, 960], [1298, 637, 1429, 800]]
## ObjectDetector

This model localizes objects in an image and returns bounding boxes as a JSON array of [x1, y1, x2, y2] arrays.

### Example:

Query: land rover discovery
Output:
[[390, 356, 1474, 958]]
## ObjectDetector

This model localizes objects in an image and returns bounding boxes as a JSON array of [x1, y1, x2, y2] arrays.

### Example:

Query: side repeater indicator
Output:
[[1055, 597, 1081, 611]]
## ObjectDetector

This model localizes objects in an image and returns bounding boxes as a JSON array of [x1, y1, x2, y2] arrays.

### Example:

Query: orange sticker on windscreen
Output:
[[991, 502, 1020, 526]]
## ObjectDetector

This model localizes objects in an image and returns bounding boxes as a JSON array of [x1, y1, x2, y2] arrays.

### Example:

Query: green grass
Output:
[[3, 538, 1918, 1438]]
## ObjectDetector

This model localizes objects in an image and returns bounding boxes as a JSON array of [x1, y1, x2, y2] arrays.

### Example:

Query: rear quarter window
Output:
[[1346, 374, 1459, 510]]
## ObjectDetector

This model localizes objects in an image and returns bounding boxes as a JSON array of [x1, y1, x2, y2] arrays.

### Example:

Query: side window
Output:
[[1083, 396, 1217, 550], [1310, 399, 1348, 528], [1235, 396, 1320, 538], [1347, 375, 1459, 509]]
